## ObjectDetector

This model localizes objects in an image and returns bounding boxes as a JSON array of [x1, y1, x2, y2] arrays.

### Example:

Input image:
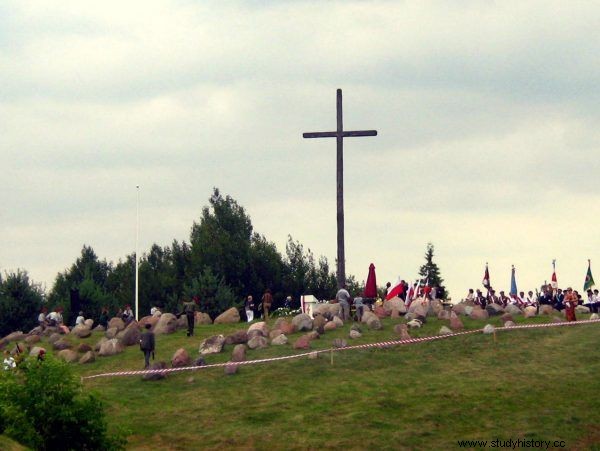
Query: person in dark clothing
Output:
[[182, 297, 197, 337], [99, 307, 109, 329], [139, 324, 155, 369]]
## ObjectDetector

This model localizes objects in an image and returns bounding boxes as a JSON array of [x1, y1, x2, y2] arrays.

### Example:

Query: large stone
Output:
[[332, 316, 344, 328], [42, 326, 58, 336], [362, 311, 382, 330], [94, 337, 108, 352], [171, 348, 191, 368], [293, 335, 312, 349], [231, 344, 247, 362], [504, 321, 516, 327], [483, 324, 496, 334], [25, 335, 41, 345], [84, 318, 94, 329], [374, 305, 388, 318], [28, 326, 44, 336], [139, 315, 160, 330], [332, 338, 347, 348], [154, 313, 179, 334], [274, 320, 296, 335], [486, 303, 504, 316], [292, 314, 313, 332], [76, 343, 93, 353], [384, 298, 407, 314], [93, 325, 106, 332], [437, 310, 451, 320], [105, 327, 119, 339], [117, 324, 141, 347], [324, 321, 337, 331], [539, 305, 559, 316], [394, 324, 411, 340], [98, 338, 124, 357], [142, 362, 167, 381], [409, 298, 429, 316], [72, 325, 92, 338], [306, 331, 320, 341], [269, 329, 283, 339], [501, 313, 514, 323], [3, 331, 25, 342], [48, 333, 62, 344], [79, 351, 96, 364], [428, 300, 444, 317], [248, 321, 269, 337], [312, 315, 327, 331], [349, 329, 362, 339], [271, 334, 288, 346], [214, 307, 240, 324], [504, 304, 522, 315], [407, 319, 422, 329], [590, 313, 599, 320], [196, 312, 213, 325], [450, 316, 464, 330], [176, 315, 188, 329], [247, 335, 268, 350], [390, 309, 401, 319], [469, 307, 489, 320], [575, 305, 591, 314], [452, 303, 467, 316], [312, 303, 342, 317], [199, 335, 226, 355], [438, 326, 453, 335], [58, 349, 79, 363], [53, 339, 73, 351], [108, 317, 125, 332], [224, 362, 238, 375], [29, 346, 46, 357], [524, 306, 537, 318], [224, 330, 248, 345]]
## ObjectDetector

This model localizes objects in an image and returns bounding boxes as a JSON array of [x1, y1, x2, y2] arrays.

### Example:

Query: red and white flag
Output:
[[482, 263, 491, 289], [385, 279, 405, 301], [551, 260, 558, 289]]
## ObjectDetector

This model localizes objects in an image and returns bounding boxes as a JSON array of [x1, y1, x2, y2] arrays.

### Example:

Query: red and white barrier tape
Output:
[[82, 318, 600, 380]]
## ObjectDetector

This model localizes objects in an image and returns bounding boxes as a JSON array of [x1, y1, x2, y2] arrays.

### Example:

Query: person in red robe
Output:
[[564, 287, 577, 322]]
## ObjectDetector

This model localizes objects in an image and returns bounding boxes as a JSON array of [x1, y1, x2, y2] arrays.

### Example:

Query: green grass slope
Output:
[[34, 315, 600, 449]]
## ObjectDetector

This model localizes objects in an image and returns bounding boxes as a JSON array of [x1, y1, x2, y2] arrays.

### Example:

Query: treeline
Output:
[[1, 189, 360, 334]]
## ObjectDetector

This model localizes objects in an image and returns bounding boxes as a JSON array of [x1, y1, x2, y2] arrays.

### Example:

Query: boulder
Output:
[[195, 312, 213, 325], [390, 309, 401, 319], [72, 325, 92, 338], [139, 315, 160, 330], [108, 317, 125, 332], [449, 316, 464, 330], [214, 307, 240, 324], [483, 324, 496, 334], [79, 351, 96, 364], [312, 315, 327, 331], [117, 324, 141, 347], [504, 304, 522, 315], [523, 306, 537, 318], [176, 315, 188, 329], [105, 327, 119, 339], [501, 313, 514, 323], [469, 307, 489, 320], [28, 326, 44, 336], [293, 335, 312, 349], [438, 326, 453, 335], [231, 344, 247, 362], [332, 316, 344, 328], [48, 333, 62, 344], [312, 303, 342, 317], [464, 305, 474, 316], [409, 299, 429, 318], [224, 362, 238, 375], [29, 346, 46, 357], [271, 334, 288, 346], [76, 343, 93, 353], [42, 326, 58, 336], [247, 329, 266, 340], [248, 321, 269, 337], [306, 331, 320, 341], [590, 313, 599, 321], [486, 304, 504, 316], [374, 305, 388, 318], [452, 303, 467, 316], [25, 335, 41, 345], [575, 305, 591, 314], [171, 348, 191, 368], [3, 331, 25, 342], [393, 324, 411, 340], [94, 337, 108, 352], [53, 339, 73, 351], [84, 319, 94, 329], [504, 321, 516, 327], [58, 349, 79, 363], [247, 336, 268, 350], [98, 339, 124, 357], [292, 314, 313, 332], [349, 329, 362, 339], [332, 338, 347, 348], [278, 320, 296, 335], [142, 362, 167, 381], [407, 319, 422, 329], [384, 298, 407, 314], [154, 313, 179, 334], [199, 335, 226, 355], [437, 310, 451, 320], [93, 325, 106, 332], [269, 329, 283, 339], [362, 312, 382, 330], [324, 321, 337, 331], [224, 330, 248, 345], [428, 300, 444, 317]]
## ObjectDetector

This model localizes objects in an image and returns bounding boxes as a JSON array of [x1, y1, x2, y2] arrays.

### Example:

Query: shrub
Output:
[[0, 356, 126, 450]]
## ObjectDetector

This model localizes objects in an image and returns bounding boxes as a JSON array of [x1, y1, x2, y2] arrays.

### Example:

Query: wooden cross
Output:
[[303, 89, 377, 289]]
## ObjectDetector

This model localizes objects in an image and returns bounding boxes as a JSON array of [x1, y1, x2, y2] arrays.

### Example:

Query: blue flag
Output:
[[510, 266, 518, 296]]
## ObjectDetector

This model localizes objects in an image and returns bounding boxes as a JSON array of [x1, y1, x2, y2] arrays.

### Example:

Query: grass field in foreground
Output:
[[36, 315, 600, 449]]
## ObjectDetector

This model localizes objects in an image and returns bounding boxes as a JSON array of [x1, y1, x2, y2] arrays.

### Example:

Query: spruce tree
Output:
[[418, 243, 447, 300]]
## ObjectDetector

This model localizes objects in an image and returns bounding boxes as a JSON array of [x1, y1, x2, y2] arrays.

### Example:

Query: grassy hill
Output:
[[18, 314, 600, 449]]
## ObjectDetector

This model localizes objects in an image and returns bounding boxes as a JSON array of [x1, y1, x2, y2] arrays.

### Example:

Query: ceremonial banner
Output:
[[482, 264, 490, 289], [551, 260, 558, 289], [510, 266, 518, 296], [584, 260, 595, 291]]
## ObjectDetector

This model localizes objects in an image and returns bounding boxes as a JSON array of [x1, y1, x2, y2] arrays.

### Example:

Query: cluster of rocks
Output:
[[450, 299, 593, 321]]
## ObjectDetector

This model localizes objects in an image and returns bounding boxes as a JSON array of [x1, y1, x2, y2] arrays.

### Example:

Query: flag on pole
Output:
[[510, 265, 518, 296], [482, 263, 491, 289], [551, 260, 558, 290], [385, 279, 405, 301], [584, 260, 595, 291]]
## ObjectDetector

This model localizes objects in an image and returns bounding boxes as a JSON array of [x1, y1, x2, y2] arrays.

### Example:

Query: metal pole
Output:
[[135, 185, 140, 321], [336, 88, 346, 289]]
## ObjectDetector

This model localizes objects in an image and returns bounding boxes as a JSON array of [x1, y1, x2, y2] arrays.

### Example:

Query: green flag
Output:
[[584, 260, 595, 291]]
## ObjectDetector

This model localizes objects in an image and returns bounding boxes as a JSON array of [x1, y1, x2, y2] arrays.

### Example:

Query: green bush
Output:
[[0, 357, 126, 450]]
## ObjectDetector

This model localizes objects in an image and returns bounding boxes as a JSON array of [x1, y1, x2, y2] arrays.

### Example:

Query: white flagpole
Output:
[[135, 185, 140, 321]]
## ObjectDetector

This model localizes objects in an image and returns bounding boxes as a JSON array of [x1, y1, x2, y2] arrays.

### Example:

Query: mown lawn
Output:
[[33, 314, 600, 449]]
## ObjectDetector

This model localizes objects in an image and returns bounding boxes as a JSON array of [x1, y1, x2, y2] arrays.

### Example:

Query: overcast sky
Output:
[[1, 0, 599, 300]]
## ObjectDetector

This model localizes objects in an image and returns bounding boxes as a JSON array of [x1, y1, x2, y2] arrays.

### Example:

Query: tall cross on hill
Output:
[[303, 89, 377, 289]]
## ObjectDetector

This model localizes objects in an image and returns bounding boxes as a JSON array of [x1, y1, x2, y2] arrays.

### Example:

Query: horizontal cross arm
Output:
[[342, 130, 377, 137], [303, 131, 337, 138]]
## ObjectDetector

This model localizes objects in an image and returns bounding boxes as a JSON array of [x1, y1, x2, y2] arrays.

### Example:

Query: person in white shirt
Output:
[[38, 307, 48, 327], [150, 306, 162, 317], [75, 311, 85, 326], [525, 291, 537, 307], [47, 308, 64, 327], [3, 351, 16, 370]]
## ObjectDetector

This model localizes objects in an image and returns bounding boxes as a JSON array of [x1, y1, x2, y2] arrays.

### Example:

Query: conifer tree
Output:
[[418, 242, 447, 299]]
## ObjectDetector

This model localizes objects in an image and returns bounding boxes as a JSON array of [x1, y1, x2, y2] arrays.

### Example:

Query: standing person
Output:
[[38, 307, 48, 328], [284, 296, 292, 310], [245, 295, 255, 322], [564, 287, 577, 322], [584, 289, 598, 313], [99, 307, 109, 329], [336, 285, 352, 321], [182, 297, 197, 337], [261, 289, 273, 320], [139, 323, 155, 369]]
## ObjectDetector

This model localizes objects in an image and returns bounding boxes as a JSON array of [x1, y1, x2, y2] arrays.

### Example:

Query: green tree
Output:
[[0, 270, 44, 336], [183, 267, 238, 318], [0, 357, 125, 450], [418, 242, 447, 299]]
